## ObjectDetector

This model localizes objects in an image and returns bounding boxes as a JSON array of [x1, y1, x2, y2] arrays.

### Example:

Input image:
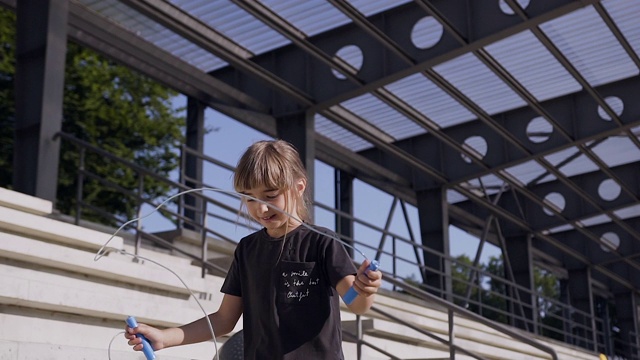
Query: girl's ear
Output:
[[296, 178, 306, 196]]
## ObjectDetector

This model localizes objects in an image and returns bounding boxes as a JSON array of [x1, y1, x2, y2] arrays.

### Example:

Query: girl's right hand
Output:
[[125, 322, 168, 352]]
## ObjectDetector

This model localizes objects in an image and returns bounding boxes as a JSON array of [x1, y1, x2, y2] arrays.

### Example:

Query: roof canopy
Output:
[[9, 0, 640, 294]]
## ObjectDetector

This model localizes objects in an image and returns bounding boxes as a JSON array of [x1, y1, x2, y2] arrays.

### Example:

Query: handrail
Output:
[[342, 331, 402, 360], [381, 273, 559, 360], [56, 132, 256, 234], [369, 306, 489, 360]]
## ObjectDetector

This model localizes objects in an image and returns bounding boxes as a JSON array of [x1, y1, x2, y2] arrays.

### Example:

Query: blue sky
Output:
[[138, 96, 501, 281]]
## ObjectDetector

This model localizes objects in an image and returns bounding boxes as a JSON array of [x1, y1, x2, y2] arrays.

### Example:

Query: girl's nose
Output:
[[258, 202, 269, 213]]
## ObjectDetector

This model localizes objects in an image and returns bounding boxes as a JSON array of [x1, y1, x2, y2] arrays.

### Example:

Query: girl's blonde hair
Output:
[[233, 140, 311, 223]]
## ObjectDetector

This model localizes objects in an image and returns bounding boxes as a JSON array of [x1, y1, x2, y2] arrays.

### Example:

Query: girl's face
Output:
[[241, 180, 304, 238]]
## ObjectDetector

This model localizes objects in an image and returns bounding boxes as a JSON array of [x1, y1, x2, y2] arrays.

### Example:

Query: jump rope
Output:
[[96, 187, 380, 360]]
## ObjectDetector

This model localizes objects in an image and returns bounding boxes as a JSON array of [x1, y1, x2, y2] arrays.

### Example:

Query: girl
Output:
[[125, 139, 382, 359]]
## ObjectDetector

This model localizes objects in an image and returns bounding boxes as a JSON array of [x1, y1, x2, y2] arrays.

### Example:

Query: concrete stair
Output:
[[0, 188, 600, 360]]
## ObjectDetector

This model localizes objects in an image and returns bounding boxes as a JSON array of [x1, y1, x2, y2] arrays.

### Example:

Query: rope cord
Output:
[[98, 187, 370, 359]]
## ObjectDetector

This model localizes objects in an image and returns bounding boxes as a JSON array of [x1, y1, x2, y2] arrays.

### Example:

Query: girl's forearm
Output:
[[169, 313, 235, 347], [348, 294, 376, 315]]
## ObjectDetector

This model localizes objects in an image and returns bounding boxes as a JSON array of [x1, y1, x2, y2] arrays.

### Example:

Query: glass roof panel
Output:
[[465, 174, 505, 196], [484, 30, 582, 102], [79, 0, 225, 71], [340, 94, 427, 140], [579, 214, 612, 228], [384, 74, 476, 129], [591, 136, 640, 167], [503, 160, 555, 186], [169, 0, 290, 58], [540, 5, 639, 87], [347, 0, 412, 16], [544, 147, 599, 177], [78, 0, 135, 20], [602, 0, 640, 58], [447, 189, 468, 204], [433, 53, 527, 115], [545, 223, 574, 234], [315, 115, 373, 152], [614, 204, 640, 220], [260, 1, 350, 36], [258, 0, 413, 37]]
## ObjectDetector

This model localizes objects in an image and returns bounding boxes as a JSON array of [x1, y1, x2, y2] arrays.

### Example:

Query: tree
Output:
[[0, 7, 16, 186], [0, 7, 185, 225], [534, 267, 563, 340], [483, 255, 563, 335], [450, 254, 482, 311], [482, 256, 509, 323], [450, 253, 561, 328]]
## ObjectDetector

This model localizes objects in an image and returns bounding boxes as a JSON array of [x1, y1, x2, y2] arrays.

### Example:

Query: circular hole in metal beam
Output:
[[600, 231, 620, 252], [598, 178, 621, 201], [411, 16, 444, 50], [499, 0, 531, 15], [460, 136, 488, 164], [597, 96, 624, 121], [526, 116, 553, 144], [332, 45, 363, 80], [542, 192, 565, 216]]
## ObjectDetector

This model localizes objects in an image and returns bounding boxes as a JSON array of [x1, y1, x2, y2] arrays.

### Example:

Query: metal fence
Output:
[[56, 131, 636, 359]]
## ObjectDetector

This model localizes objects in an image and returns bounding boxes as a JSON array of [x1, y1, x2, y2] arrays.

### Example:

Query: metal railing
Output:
[[55, 131, 631, 359]]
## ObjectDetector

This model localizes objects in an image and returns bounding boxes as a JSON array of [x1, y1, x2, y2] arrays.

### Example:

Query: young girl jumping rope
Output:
[[125, 139, 383, 359]]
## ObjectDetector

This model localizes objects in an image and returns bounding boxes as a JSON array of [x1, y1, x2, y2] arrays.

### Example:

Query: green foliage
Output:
[[0, 7, 185, 225], [406, 253, 563, 335], [449, 254, 508, 322], [535, 267, 564, 340], [482, 256, 509, 323], [0, 7, 16, 187], [481, 255, 562, 328], [450, 254, 480, 308]]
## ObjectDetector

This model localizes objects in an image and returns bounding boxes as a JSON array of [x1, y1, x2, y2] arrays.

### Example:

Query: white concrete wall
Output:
[[0, 189, 228, 360]]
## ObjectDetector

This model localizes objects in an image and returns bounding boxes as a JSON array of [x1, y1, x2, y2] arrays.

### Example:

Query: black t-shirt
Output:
[[220, 224, 357, 360]]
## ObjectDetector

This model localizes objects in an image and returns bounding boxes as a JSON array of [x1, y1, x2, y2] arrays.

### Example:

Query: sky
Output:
[[138, 96, 501, 283]]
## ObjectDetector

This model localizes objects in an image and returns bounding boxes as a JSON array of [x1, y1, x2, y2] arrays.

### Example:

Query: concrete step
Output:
[[0, 232, 211, 295], [0, 188, 52, 216], [0, 204, 123, 251]]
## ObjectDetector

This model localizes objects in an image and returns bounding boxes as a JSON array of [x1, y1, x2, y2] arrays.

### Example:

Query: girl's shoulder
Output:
[[296, 224, 344, 249], [239, 228, 264, 241], [299, 223, 337, 238], [236, 228, 269, 248]]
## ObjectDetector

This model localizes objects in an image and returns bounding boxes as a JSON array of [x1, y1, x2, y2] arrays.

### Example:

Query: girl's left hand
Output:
[[353, 259, 382, 297]]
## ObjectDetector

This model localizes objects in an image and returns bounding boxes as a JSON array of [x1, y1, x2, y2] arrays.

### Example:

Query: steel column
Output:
[[505, 234, 536, 332], [613, 291, 639, 359], [183, 97, 205, 229], [13, 0, 68, 202], [335, 169, 354, 257], [568, 268, 598, 351], [416, 186, 450, 299], [276, 111, 315, 220]]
